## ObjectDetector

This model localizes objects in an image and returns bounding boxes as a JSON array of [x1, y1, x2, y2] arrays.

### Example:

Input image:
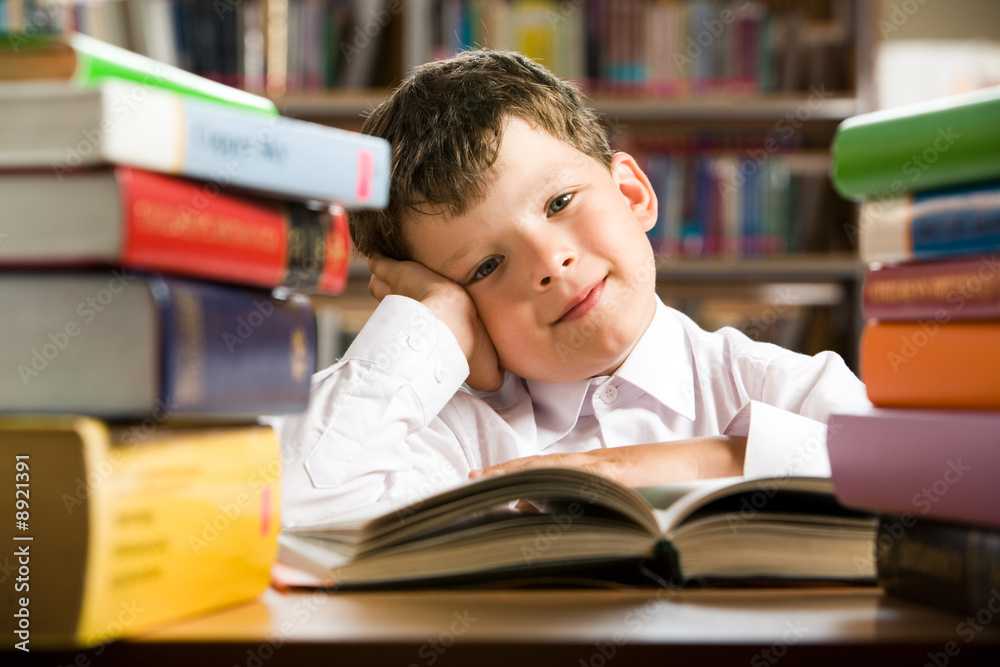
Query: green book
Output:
[[0, 32, 277, 116], [830, 85, 1000, 201]]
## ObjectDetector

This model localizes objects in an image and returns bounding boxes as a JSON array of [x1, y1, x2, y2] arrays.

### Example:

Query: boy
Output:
[[278, 50, 871, 526]]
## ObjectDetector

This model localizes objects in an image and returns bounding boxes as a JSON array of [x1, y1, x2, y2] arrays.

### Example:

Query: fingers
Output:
[[469, 453, 580, 479]]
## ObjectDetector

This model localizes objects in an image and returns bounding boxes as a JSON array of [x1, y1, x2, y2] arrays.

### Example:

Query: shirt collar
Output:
[[523, 297, 697, 447], [614, 297, 698, 421]]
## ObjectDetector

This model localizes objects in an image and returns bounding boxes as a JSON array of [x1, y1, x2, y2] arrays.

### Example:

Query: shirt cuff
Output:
[[738, 401, 832, 478], [340, 294, 470, 420]]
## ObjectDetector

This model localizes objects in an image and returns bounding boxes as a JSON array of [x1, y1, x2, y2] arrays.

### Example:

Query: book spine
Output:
[[877, 518, 1000, 617], [0, 417, 280, 648], [860, 320, 1000, 409], [174, 92, 390, 207], [863, 255, 1000, 321], [831, 87, 1000, 200], [120, 166, 350, 295], [153, 275, 316, 417], [859, 184, 1000, 264]]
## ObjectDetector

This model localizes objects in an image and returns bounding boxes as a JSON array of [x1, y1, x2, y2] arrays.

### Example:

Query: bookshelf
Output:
[[44, 0, 876, 369]]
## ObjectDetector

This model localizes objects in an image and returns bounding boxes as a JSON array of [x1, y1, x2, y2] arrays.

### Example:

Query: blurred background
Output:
[[11, 0, 999, 371]]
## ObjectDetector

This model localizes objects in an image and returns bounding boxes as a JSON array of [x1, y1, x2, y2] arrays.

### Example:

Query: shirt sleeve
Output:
[[720, 333, 872, 478], [275, 295, 474, 527]]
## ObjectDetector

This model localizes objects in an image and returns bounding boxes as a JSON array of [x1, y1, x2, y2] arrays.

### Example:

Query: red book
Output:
[[863, 255, 1000, 321], [828, 408, 1000, 529], [1, 166, 350, 296]]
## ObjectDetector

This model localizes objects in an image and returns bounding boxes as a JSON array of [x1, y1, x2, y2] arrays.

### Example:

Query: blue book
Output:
[[0, 79, 390, 208], [859, 180, 1000, 264], [0, 272, 316, 419]]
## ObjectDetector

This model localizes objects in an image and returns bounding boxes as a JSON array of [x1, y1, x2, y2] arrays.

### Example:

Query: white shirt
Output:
[[277, 295, 871, 527]]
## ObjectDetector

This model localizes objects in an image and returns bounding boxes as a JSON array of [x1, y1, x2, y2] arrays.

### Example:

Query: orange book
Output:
[[861, 320, 1000, 409]]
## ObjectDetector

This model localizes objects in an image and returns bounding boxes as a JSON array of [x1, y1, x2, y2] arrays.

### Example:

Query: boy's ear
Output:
[[611, 152, 658, 232]]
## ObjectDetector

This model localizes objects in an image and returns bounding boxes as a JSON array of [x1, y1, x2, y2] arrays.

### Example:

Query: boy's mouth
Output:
[[556, 278, 606, 323]]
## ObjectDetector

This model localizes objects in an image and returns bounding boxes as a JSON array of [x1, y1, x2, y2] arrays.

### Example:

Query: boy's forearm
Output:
[[687, 435, 747, 479]]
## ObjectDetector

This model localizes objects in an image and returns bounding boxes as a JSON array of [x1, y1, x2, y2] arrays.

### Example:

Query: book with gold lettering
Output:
[[875, 517, 1000, 617], [0, 416, 281, 649], [0, 272, 314, 419], [1, 166, 351, 296], [862, 255, 1000, 321]]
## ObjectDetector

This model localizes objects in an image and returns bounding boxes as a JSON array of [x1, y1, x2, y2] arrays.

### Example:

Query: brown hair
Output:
[[348, 49, 613, 260]]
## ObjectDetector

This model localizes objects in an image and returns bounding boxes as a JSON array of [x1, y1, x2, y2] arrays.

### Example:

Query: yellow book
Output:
[[0, 416, 280, 650]]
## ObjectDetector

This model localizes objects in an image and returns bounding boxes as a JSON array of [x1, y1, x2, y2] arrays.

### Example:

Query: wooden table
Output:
[[13, 585, 1000, 666]]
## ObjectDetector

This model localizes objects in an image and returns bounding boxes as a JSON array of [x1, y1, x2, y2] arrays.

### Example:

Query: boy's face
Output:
[[405, 119, 659, 383]]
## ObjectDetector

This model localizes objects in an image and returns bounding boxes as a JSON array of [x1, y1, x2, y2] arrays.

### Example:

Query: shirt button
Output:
[[599, 385, 618, 404], [434, 364, 450, 383], [408, 335, 427, 351]]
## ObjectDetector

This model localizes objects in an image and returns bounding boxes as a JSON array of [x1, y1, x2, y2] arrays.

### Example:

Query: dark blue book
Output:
[[0, 272, 315, 419], [859, 180, 1000, 264]]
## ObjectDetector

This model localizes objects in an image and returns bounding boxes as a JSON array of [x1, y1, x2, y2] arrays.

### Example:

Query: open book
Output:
[[278, 469, 878, 589]]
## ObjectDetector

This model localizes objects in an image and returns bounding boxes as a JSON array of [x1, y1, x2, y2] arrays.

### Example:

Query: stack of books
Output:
[[0, 32, 389, 650], [824, 84, 1000, 616]]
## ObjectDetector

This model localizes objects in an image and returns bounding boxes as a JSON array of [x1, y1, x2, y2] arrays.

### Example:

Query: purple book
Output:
[[827, 408, 1000, 529]]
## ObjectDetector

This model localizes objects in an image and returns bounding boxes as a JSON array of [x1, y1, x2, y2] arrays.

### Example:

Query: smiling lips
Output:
[[557, 279, 606, 323]]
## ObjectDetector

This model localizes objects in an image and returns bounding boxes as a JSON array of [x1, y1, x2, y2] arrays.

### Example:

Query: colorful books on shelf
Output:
[[831, 84, 1000, 201], [52, 0, 855, 98], [0, 272, 316, 419], [0, 416, 281, 649], [278, 469, 877, 590], [0, 31, 278, 114], [0, 78, 390, 208], [1, 165, 351, 296]]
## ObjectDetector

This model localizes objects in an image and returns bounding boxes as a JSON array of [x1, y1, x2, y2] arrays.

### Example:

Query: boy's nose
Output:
[[536, 254, 575, 289]]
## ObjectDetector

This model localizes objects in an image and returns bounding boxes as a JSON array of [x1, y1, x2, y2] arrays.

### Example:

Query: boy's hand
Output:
[[468, 437, 748, 487], [368, 254, 504, 392]]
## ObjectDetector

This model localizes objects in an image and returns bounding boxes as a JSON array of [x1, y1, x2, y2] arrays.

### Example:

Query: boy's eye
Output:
[[547, 193, 573, 216], [470, 256, 502, 283]]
